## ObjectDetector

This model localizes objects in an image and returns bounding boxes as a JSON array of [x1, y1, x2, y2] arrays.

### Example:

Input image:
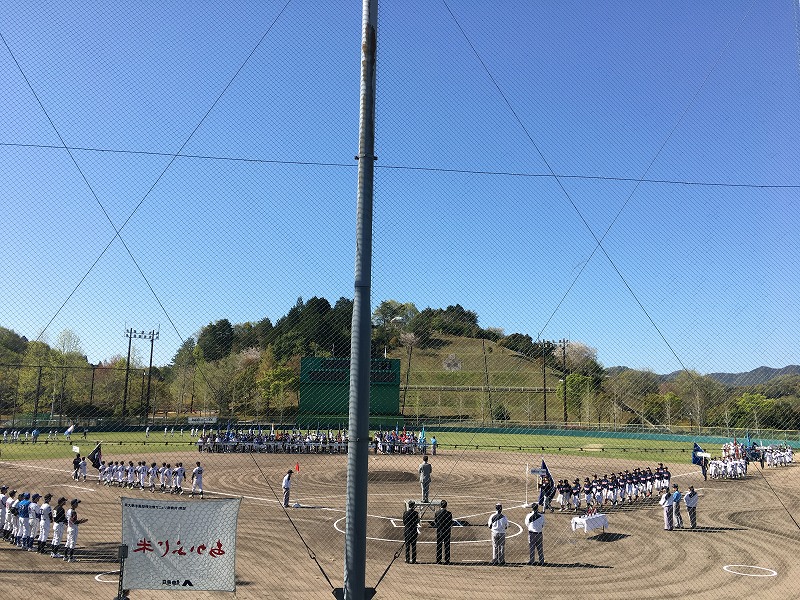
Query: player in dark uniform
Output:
[[571, 479, 582, 512]]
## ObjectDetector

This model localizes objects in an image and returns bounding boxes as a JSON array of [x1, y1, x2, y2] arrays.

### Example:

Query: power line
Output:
[[2, 139, 798, 190]]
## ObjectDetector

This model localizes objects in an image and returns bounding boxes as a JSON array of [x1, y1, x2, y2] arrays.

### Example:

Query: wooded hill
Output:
[[1, 296, 800, 430]]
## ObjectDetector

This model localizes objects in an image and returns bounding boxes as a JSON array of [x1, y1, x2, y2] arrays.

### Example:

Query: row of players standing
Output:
[[1, 486, 86, 561], [98, 460, 205, 497], [543, 464, 673, 512]]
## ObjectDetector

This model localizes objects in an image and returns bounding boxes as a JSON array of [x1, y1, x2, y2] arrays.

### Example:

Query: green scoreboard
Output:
[[299, 357, 400, 415]]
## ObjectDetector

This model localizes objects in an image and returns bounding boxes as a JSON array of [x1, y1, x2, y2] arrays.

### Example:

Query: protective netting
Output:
[[1, 1, 799, 599]]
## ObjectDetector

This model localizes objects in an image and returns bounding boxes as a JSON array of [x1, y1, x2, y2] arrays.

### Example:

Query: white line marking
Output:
[[723, 564, 778, 577], [94, 570, 120, 583]]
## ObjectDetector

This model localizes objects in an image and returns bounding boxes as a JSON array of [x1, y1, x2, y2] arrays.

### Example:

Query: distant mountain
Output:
[[706, 365, 800, 387], [607, 365, 800, 387]]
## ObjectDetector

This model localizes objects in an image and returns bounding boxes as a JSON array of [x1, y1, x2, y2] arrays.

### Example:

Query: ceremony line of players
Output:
[[1, 486, 85, 562], [97, 459, 205, 498], [541, 464, 676, 512]]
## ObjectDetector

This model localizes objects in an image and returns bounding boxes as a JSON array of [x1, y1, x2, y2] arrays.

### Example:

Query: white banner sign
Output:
[[121, 497, 241, 592]]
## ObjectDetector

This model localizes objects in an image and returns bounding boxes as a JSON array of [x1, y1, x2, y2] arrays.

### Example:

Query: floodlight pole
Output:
[[343, 0, 378, 598], [122, 329, 135, 424]]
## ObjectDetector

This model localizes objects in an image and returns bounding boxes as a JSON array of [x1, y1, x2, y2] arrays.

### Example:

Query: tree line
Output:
[[1, 297, 799, 430]]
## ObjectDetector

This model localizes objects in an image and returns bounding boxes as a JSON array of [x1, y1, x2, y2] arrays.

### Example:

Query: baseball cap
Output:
[[495, 503, 502, 510], [71, 498, 81, 505], [57, 497, 67, 503]]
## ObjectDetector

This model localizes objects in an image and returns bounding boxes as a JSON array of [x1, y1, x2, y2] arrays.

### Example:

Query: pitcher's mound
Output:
[[368, 470, 417, 483]]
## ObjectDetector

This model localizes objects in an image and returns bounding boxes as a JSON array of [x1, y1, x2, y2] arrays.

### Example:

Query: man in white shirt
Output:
[[487, 503, 509, 565], [658, 489, 674, 531], [282, 469, 293, 507], [525, 504, 545, 565]]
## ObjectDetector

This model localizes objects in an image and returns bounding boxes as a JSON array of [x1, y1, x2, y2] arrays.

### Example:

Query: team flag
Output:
[[540, 459, 553, 481], [691, 442, 705, 465], [64, 424, 75, 436], [88, 443, 102, 469]]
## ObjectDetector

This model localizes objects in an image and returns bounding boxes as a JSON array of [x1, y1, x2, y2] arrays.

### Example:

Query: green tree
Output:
[[196, 319, 234, 362]]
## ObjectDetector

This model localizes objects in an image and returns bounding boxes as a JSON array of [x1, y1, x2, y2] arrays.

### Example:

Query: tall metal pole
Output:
[[145, 329, 159, 425], [344, 0, 377, 597], [33, 365, 43, 429], [542, 354, 547, 424], [560, 338, 568, 424], [122, 329, 134, 424]]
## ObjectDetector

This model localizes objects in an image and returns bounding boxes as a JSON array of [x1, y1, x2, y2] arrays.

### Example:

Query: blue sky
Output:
[[1, 0, 798, 374]]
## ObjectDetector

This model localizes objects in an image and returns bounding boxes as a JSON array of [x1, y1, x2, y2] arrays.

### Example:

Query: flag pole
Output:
[[525, 462, 529, 507]]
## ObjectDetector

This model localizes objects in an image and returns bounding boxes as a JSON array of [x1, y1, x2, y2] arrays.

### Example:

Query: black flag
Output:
[[88, 443, 102, 469]]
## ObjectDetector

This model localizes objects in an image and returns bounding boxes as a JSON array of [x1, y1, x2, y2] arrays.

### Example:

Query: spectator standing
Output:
[[487, 503, 509, 565], [402, 501, 420, 564], [434, 499, 453, 564], [683, 485, 699, 529], [525, 504, 545, 565], [418, 455, 432, 503]]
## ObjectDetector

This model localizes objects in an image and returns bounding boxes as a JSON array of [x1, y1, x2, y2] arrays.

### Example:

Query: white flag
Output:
[[121, 497, 241, 591]]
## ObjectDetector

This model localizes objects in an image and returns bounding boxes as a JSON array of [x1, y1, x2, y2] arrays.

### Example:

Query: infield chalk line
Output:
[[723, 565, 778, 577], [94, 570, 120, 583]]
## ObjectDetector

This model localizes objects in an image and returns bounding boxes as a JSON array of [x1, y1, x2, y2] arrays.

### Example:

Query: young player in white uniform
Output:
[[0, 486, 8, 541], [28, 493, 42, 550], [50, 497, 68, 558], [190, 462, 204, 498], [147, 463, 158, 492], [37, 493, 52, 553], [162, 464, 173, 494], [174, 463, 185, 494], [64, 499, 87, 562], [126, 461, 136, 488]]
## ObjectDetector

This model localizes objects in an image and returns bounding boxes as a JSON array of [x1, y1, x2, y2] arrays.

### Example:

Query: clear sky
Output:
[[1, 0, 798, 374]]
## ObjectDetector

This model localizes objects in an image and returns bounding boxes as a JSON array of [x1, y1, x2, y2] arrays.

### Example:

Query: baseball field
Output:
[[0, 434, 797, 600]]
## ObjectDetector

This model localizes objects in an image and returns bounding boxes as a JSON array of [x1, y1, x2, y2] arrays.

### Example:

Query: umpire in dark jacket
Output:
[[403, 500, 420, 563], [434, 499, 453, 564]]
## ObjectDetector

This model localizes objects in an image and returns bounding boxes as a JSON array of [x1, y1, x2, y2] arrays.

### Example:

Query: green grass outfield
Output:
[[0, 430, 700, 464]]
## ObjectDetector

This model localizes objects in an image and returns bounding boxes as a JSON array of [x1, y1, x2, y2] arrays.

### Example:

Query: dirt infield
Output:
[[0, 448, 797, 600]]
